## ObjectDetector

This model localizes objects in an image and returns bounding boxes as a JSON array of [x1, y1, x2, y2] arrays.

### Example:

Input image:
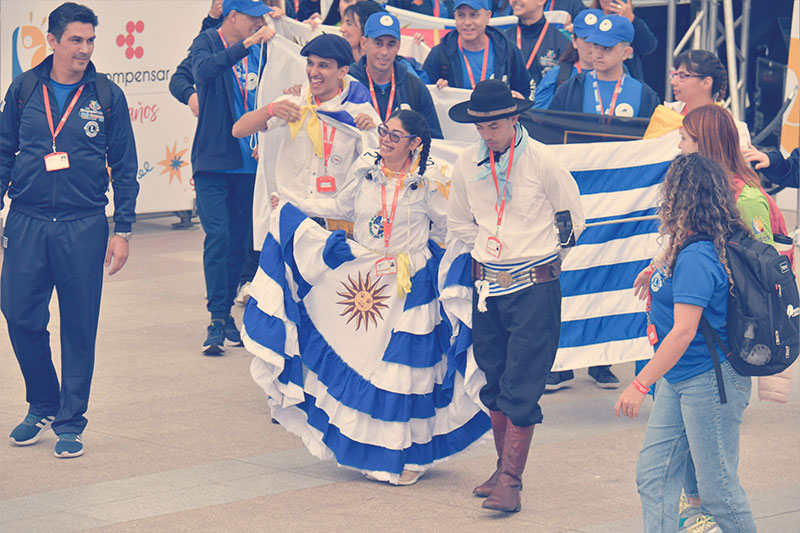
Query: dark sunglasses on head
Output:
[[378, 124, 416, 143]]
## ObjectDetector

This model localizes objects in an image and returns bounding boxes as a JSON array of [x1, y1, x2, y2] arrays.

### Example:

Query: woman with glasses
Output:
[[245, 108, 490, 486], [664, 50, 751, 149]]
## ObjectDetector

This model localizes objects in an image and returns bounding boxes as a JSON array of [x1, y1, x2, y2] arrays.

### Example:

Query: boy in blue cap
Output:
[[189, 0, 276, 355], [348, 12, 443, 138], [422, 0, 532, 98], [506, 0, 570, 94], [532, 8, 601, 109], [548, 14, 658, 118]]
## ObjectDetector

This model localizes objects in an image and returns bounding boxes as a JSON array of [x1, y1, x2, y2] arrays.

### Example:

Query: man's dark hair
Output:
[[48, 2, 98, 41]]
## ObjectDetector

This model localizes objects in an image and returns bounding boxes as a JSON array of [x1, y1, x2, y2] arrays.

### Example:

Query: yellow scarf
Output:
[[288, 81, 346, 158]]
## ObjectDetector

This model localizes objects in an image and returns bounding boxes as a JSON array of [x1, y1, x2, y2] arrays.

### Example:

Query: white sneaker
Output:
[[681, 515, 721, 533]]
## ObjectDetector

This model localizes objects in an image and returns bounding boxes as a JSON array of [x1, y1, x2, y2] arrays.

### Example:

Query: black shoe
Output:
[[545, 370, 574, 391], [588, 366, 620, 389], [224, 315, 243, 346], [202, 320, 226, 356]]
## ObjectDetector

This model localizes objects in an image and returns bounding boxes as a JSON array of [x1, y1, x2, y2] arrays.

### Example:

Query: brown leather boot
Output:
[[482, 422, 534, 513], [473, 411, 507, 497]]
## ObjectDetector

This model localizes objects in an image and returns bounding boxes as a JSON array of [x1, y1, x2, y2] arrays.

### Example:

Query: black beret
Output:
[[300, 34, 354, 68]]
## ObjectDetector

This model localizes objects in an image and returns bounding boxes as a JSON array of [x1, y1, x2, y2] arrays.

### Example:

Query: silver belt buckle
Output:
[[495, 271, 513, 288]]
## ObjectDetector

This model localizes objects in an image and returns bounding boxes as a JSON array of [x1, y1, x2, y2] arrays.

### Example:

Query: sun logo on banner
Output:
[[336, 272, 390, 331], [157, 141, 188, 184]]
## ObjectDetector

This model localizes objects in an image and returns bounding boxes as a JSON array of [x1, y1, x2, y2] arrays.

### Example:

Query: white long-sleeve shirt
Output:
[[285, 153, 449, 256], [448, 137, 585, 265]]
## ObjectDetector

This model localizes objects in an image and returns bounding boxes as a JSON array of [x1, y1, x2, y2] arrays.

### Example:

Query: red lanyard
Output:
[[42, 84, 84, 152], [433, 0, 440, 17], [547, 0, 555, 10], [576, 63, 582, 73], [380, 168, 406, 252], [592, 71, 624, 116], [489, 130, 516, 230], [458, 35, 489, 89], [367, 68, 395, 122], [517, 20, 550, 70], [294, 0, 299, 13], [217, 29, 250, 112], [315, 96, 336, 172]]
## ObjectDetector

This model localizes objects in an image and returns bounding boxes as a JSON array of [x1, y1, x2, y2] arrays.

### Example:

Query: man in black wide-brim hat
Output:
[[447, 79, 585, 513]]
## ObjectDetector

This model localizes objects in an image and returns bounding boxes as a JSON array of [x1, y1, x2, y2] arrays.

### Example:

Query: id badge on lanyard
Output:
[[486, 131, 516, 259], [375, 257, 397, 276], [486, 236, 502, 258], [42, 84, 84, 172], [317, 115, 337, 193]]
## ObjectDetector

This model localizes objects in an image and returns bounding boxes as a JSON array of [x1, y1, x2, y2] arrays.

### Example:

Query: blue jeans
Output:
[[636, 359, 756, 532]]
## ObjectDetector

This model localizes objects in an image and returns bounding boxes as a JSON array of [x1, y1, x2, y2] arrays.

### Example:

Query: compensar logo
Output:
[[11, 12, 48, 79], [116, 20, 144, 59]]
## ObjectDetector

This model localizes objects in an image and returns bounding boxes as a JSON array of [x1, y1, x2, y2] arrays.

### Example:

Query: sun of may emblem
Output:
[[336, 272, 390, 331]]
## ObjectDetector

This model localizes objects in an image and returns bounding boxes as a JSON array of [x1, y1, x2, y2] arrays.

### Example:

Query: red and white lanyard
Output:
[[315, 96, 337, 174], [489, 130, 516, 235], [517, 20, 550, 70], [367, 68, 395, 122], [458, 35, 489, 89], [217, 29, 251, 112], [380, 167, 406, 253], [42, 84, 84, 152], [591, 71, 625, 116]]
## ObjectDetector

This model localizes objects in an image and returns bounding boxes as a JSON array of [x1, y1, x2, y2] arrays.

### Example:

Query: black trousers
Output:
[[1, 210, 108, 434], [471, 280, 562, 427]]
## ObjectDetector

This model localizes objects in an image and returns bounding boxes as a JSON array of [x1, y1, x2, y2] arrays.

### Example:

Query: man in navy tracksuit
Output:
[[422, 0, 532, 98], [190, 0, 275, 355], [0, 3, 138, 458], [348, 12, 443, 139]]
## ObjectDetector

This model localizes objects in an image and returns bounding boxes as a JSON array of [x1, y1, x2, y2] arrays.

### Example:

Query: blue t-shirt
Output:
[[223, 45, 260, 174], [459, 41, 495, 90], [581, 72, 643, 118], [49, 79, 81, 113], [649, 241, 729, 384], [533, 64, 588, 109]]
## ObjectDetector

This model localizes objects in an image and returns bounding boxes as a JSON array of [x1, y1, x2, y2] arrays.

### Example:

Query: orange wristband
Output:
[[267, 102, 274, 118]]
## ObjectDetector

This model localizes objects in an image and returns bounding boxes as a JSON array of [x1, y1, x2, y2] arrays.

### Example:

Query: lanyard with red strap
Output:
[[576, 63, 583, 73], [380, 169, 406, 253], [367, 68, 395, 122], [591, 71, 625, 116], [217, 29, 251, 112], [485, 130, 516, 257], [294, 0, 300, 14], [315, 95, 338, 192], [517, 19, 551, 70], [547, 0, 555, 10], [433, 0, 441, 17], [42, 84, 84, 152], [458, 35, 489, 89]]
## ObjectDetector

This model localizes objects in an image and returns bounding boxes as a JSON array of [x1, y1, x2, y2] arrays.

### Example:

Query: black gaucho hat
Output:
[[448, 79, 533, 123], [300, 34, 354, 68]]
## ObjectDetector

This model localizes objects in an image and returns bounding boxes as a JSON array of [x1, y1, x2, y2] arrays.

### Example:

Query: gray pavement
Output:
[[1, 217, 798, 532]]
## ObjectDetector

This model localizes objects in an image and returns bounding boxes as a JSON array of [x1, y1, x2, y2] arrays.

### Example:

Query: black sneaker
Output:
[[588, 366, 620, 389], [545, 370, 574, 391], [224, 315, 243, 347], [202, 320, 226, 356]]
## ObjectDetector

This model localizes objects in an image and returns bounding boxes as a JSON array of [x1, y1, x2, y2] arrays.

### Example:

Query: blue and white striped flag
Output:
[[440, 131, 681, 373]]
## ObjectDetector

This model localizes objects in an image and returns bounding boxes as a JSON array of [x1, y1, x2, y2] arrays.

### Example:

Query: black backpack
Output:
[[15, 70, 113, 142], [679, 229, 800, 403]]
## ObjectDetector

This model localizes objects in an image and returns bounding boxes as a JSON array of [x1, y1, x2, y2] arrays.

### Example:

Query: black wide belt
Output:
[[472, 258, 562, 289]]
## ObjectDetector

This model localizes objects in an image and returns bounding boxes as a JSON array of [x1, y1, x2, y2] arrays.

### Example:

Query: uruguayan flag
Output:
[[440, 132, 681, 372], [243, 203, 490, 483]]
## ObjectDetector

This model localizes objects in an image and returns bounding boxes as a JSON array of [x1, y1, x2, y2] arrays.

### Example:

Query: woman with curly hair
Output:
[[617, 153, 757, 533]]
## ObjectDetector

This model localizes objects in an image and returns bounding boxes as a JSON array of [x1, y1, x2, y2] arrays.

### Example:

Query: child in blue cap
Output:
[[548, 14, 658, 119]]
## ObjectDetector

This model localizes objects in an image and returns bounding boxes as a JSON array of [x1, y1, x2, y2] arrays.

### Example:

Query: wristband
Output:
[[632, 378, 650, 395], [267, 102, 274, 118]]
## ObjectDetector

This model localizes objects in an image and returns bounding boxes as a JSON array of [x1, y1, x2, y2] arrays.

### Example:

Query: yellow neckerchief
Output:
[[644, 101, 728, 139], [288, 79, 347, 157]]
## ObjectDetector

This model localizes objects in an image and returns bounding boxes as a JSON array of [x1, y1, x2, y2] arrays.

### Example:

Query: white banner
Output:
[[1, 0, 212, 216]]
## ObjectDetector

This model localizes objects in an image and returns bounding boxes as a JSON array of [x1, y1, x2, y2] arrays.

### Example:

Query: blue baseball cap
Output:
[[572, 9, 604, 39], [586, 14, 634, 47], [454, 0, 489, 11], [223, 0, 272, 17], [364, 12, 400, 40]]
